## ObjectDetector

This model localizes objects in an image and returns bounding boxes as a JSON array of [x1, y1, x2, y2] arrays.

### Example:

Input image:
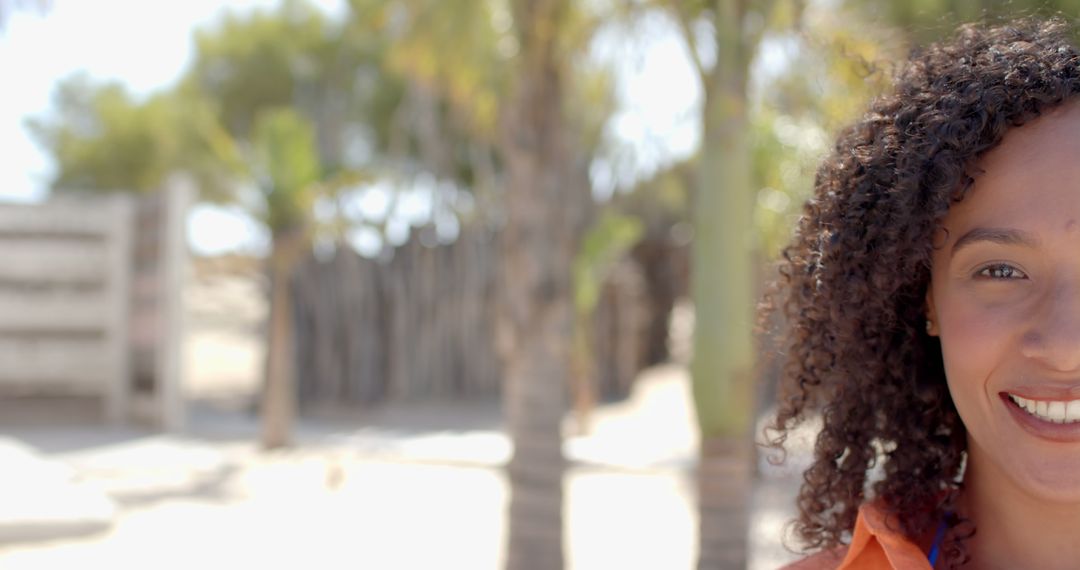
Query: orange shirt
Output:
[[782, 502, 934, 570]]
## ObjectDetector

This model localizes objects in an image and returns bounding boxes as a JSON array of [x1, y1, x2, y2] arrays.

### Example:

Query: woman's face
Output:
[[928, 100, 1080, 501]]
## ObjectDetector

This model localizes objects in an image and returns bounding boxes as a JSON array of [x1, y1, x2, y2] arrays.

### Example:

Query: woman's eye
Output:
[[975, 263, 1028, 280]]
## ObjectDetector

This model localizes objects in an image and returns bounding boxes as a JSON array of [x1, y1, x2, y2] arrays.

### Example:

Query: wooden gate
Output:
[[0, 195, 133, 423], [0, 178, 191, 429]]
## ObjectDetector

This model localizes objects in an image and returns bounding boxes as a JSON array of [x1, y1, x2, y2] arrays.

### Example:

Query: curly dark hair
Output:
[[769, 17, 1080, 566]]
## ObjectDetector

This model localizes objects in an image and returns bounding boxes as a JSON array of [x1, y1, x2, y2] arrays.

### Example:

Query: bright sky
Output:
[[0, 0, 699, 257]]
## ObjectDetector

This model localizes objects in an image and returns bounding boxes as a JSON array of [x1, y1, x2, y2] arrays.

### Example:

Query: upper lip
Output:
[[1003, 387, 1080, 401]]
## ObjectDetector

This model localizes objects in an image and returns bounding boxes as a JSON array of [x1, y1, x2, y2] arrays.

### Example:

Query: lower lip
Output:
[[1002, 394, 1080, 442]]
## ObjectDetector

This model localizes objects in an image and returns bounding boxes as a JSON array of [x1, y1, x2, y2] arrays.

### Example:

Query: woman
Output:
[[772, 18, 1080, 569]]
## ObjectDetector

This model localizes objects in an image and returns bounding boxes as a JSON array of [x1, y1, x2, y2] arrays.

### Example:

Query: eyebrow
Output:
[[951, 227, 1040, 256]]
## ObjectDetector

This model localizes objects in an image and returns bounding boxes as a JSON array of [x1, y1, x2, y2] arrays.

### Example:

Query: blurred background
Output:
[[0, 0, 1078, 568]]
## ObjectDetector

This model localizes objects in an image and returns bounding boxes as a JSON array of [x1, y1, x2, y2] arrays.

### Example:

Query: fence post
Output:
[[157, 175, 194, 431], [106, 195, 134, 425]]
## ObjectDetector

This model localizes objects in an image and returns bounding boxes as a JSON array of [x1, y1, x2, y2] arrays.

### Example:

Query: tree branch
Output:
[[744, 0, 781, 53], [670, 1, 709, 87]]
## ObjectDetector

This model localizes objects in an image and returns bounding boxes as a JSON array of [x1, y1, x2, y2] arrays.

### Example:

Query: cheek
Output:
[[937, 291, 1018, 394]]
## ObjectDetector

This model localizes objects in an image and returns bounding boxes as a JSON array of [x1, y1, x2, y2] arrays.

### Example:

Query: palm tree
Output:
[[658, 0, 788, 566], [497, 0, 594, 567], [250, 109, 321, 449]]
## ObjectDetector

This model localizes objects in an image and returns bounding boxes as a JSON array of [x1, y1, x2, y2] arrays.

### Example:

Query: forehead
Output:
[[944, 100, 1080, 228]]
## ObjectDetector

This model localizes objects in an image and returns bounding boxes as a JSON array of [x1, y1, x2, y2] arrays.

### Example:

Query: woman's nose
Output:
[[1020, 283, 1080, 372]]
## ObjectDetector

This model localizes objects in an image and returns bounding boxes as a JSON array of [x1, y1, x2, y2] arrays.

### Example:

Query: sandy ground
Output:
[[182, 265, 266, 402], [0, 268, 808, 569]]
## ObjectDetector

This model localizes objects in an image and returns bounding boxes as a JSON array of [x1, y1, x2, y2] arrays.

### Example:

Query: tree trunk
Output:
[[697, 435, 754, 568], [261, 229, 304, 449], [692, 2, 757, 568], [500, 1, 589, 568]]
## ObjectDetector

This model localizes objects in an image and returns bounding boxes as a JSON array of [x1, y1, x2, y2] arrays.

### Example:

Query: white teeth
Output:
[[1049, 401, 1067, 422], [1009, 394, 1080, 424]]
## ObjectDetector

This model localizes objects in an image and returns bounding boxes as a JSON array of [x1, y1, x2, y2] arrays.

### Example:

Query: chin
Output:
[[1008, 458, 1080, 504]]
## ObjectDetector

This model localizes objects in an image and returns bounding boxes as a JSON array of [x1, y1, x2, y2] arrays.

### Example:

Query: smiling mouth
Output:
[[1008, 393, 1080, 424]]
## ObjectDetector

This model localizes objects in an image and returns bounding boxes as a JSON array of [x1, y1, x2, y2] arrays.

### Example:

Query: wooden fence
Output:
[[129, 177, 194, 430], [291, 226, 658, 408], [0, 196, 132, 423], [292, 229, 502, 406], [0, 179, 191, 429]]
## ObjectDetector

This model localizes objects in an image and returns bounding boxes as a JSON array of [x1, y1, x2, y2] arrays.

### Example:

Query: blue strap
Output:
[[927, 518, 948, 566]]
